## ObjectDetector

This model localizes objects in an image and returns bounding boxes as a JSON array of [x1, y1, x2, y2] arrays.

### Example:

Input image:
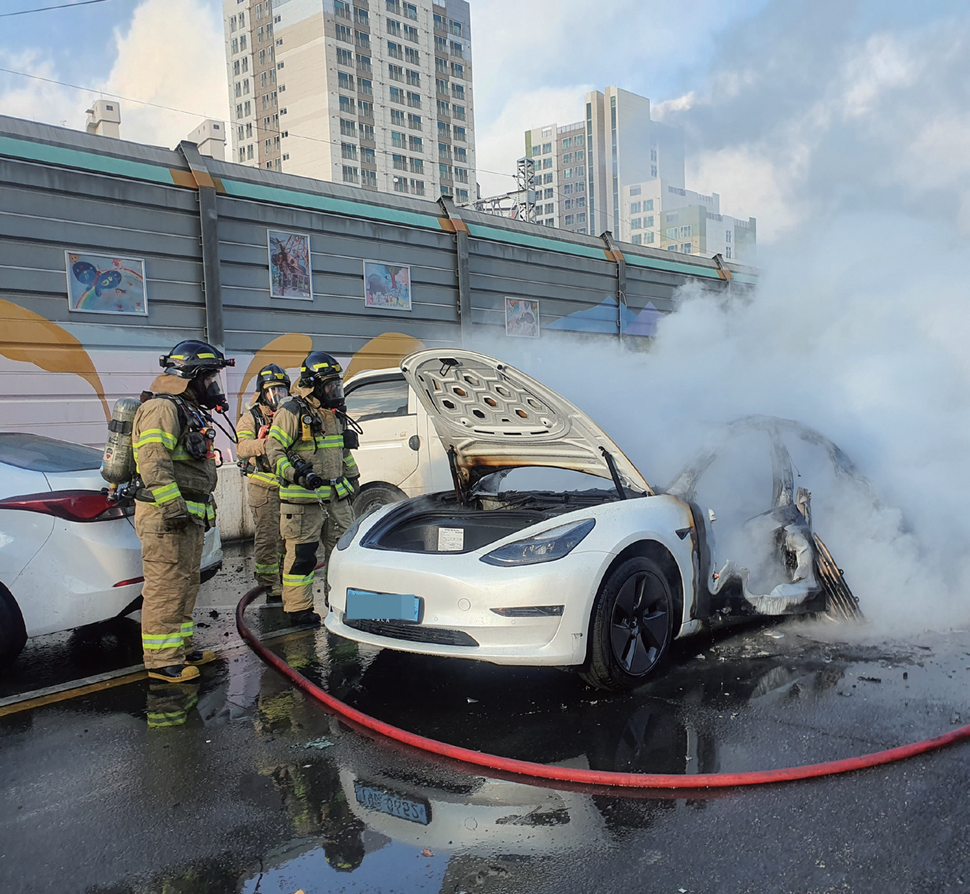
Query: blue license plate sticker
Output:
[[346, 588, 420, 621], [354, 780, 430, 825]]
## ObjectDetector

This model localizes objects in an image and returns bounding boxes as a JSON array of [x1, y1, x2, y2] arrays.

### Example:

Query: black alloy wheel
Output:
[[0, 582, 27, 670], [581, 557, 674, 692]]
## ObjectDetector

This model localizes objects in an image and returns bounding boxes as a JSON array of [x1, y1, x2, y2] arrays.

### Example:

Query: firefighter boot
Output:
[[148, 664, 201, 683]]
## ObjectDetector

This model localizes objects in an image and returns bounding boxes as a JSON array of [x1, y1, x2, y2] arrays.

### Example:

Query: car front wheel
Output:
[[580, 557, 673, 693], [0, 583, 27, 670], [353, 483, 406, 518]]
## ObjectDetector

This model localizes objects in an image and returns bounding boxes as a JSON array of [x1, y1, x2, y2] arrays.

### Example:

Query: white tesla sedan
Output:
[[0, 432, 223, 669], [326, 350, 858, 692]]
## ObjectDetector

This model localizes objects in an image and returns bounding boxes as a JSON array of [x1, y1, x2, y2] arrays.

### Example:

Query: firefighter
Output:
[[264, 351, 359, 626], [132, 339, 234, 682], [236, 363, 291, 600]]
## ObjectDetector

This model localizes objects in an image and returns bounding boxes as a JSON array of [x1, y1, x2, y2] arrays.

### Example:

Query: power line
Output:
[[0, 0, 114, 18], [0, 62, 643, 234]]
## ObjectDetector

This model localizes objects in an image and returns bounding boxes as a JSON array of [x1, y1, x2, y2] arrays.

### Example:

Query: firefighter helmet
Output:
[[160, 340, 234, 379], [256, 363, 291, 410], [256, 363, 291, 391], [299, 351, 344, 408]]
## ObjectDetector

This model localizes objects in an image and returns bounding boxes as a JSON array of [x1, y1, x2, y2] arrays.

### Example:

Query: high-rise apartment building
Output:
[[621, 181, 756, 262], [526, 88, 685, 239], [524, 86, 755, 262], [222, 0, 476, 201]]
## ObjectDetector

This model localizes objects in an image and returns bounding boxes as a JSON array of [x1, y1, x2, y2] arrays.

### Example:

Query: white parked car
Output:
[[343, 367, 451, 517], [327, 350, 858, 692], [0, 432, 223, 669]]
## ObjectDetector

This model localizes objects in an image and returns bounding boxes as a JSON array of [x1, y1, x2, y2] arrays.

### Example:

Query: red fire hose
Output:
[[236, 583, 970, 790]]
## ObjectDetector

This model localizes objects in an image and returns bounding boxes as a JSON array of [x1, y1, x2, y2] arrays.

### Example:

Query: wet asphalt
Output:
[[1, 543, 969, 894]]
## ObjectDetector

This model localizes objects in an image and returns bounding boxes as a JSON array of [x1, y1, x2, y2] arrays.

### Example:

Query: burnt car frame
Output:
[[326, 350, 859, 692]]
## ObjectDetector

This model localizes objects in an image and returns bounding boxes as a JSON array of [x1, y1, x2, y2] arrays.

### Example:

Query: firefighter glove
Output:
[[158, 495, 190, 525]]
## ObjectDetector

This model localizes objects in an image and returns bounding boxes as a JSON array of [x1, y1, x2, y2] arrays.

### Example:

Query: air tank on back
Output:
[[101, 396, 142, 498]]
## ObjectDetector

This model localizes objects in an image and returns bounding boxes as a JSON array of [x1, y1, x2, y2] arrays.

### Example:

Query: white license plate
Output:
[[346, 588, 420, 621], [354, 780, 430, 825]]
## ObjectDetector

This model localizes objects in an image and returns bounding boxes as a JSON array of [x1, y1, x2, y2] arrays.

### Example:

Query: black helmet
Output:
[[160, 340, 234, 379], [256, 363, 291, 391], [299, 351, 344, 409], [256, 363, 291, 410]]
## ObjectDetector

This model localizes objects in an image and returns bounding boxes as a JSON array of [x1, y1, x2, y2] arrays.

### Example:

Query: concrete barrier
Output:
[[214, 465, 255, 543]]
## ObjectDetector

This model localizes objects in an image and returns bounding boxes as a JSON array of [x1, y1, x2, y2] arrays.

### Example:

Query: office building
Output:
[[222, 0, 476, 201]]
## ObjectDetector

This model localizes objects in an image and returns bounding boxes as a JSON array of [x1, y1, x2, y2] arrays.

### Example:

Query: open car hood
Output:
[[401, 349, 653, 495]]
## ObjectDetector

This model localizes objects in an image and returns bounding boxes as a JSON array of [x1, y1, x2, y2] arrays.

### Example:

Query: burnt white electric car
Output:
[[326, 350, 858, 692]]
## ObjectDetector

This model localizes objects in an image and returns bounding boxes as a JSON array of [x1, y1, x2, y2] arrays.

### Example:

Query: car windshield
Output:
[[0, 432, 102, 472]]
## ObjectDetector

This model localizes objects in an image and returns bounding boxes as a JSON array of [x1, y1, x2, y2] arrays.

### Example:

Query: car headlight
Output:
[[480, 518, 595, 567]]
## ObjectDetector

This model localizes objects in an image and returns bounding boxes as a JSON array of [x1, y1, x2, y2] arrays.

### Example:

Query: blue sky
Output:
[[1, 0, 969, 242]]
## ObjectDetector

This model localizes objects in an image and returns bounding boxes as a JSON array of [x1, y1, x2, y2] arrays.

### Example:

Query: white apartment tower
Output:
[[526, 88, 685, 239], [222, 0, 476, 201], [524, 86, 755, 262]]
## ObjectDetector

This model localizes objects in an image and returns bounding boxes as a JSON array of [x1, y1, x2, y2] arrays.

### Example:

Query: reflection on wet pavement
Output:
[[3, 545, 970, 894]]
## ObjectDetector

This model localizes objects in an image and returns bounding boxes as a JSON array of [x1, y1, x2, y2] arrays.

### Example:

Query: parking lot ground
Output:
[[2, 543, 969, 893]]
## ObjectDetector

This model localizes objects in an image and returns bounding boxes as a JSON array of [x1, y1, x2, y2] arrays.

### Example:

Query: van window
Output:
[[345, 378, 410, 422]]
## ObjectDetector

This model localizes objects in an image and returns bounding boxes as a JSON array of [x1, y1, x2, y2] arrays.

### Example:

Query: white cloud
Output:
[[838, 33, 918, 119], [663, 13, 970, 241], [469, 0, 766, 192], [0, 0, 228, 151], [0, 49, 84, 129], [100, 0, 229, 149]]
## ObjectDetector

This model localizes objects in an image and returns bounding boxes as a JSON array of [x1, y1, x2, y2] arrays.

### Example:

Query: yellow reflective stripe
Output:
[[249, 471, 279, 487], [180, 622, 193, 635], [344, 456, 359, 474], [275, 456, 293, 477], [279, 483, 333, 500], [134, 429, 178, 451], [283, 571, 314, 587], [152, 482, 182, 504], [143, 633, 184, 650], [147, 713, 188, 728], [185, 500, 208, 519], [269, 426, 295, 449], [237, 428, 257, 439], [255, 561, 280, 574]]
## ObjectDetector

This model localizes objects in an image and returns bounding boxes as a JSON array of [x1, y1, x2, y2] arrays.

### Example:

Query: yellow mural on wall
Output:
[[239, 332, 427, 418], [0, 299, 110, 421], [236, 333, 314, 419]]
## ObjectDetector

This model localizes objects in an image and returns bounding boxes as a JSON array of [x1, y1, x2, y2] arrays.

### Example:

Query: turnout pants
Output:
[[321, 492, 356, 594], [280, 501, 325, 614], [248, 481, 283, 594], [135, 502, 205, 669]]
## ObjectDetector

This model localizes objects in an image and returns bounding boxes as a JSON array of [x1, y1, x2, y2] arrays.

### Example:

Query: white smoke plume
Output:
[[472, 220, 970, 638], [467, 0, 970, 636]]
